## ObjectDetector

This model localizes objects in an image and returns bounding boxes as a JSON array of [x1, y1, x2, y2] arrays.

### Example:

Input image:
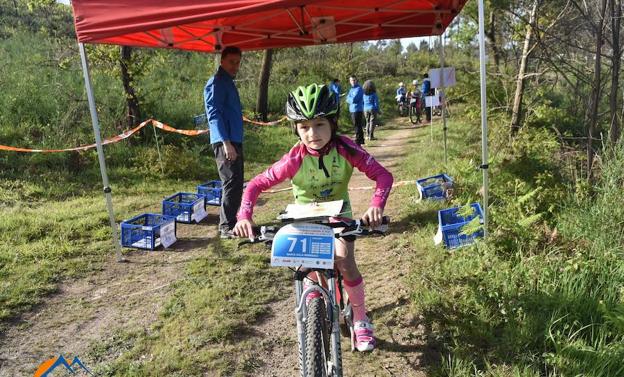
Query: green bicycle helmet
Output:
[[286, 84, 339, 121]]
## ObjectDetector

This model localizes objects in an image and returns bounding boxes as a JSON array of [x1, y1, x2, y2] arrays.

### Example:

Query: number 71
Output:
[[287, 237, 307, 252]]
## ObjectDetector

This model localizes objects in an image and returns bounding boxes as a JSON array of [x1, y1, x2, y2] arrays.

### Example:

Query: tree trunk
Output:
[[119, 46, 141, 128], [255, 49, 274, 121], [610, 0, 622, 144], [510, 0, 538, 136], [587, 0, 608, 181], [486, 10, 501, 72]]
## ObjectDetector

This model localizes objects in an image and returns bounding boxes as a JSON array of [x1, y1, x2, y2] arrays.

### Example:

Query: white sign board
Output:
[[191, 199, 208, 223], [160, 222, 177, 248], [429, 67, 456, 88], [425, 96, 440, 107]]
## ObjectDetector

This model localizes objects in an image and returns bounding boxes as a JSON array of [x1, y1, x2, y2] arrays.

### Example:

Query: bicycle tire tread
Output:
[[305, 298, 330, 377]]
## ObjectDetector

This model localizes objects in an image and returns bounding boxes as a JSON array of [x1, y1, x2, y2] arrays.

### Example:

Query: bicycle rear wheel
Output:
[[305, 298, 332, 376], [409, 104, 421, 125]]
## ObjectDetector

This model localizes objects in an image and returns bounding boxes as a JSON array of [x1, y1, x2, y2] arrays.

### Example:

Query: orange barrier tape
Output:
[[151, 119, 208, 136], [262, 180, 415, 194], [242, 116, 288, 126], [0, 120, 150, 153], [0, 116, 288, 153]]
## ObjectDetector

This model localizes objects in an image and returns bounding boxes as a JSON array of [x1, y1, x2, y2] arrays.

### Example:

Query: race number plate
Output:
[[271, 223, 335, 269]]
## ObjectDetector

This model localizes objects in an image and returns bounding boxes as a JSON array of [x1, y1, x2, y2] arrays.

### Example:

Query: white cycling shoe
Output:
[[353, 319, 376, 352]]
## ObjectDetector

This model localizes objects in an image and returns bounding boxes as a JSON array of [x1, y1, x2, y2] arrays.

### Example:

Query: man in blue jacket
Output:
[[422, 73, 433, 121], [329, 78, 342, 115], [346, 75, 365, 145], [204, 46, 244, 238]]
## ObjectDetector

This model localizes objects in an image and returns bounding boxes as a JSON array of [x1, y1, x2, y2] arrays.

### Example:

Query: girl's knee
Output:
[[336, 259, 360, 279]]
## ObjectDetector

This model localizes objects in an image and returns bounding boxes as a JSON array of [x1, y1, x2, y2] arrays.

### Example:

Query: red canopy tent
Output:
[[72, 0, 467, 52], [69, 0, 489, 260]]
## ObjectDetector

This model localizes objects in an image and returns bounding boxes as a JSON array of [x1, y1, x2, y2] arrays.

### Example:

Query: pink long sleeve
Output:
[[236, 136, 394, 221]]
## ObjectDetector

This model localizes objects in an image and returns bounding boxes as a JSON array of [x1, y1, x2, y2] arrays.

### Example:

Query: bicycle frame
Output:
[[238, 216, 388, 377]]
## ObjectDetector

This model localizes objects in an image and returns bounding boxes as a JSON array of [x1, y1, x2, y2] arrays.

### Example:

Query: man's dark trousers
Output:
[[351, 111, 365, 145], [212, 142, 244, 232]]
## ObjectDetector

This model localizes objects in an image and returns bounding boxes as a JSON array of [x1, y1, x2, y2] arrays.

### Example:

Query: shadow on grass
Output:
[[370, 297, 442, 370], [391, 208, 440, 232]]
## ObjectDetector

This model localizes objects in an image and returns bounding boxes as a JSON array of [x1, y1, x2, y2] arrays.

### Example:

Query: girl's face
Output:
[[296, 117, 332, 150]]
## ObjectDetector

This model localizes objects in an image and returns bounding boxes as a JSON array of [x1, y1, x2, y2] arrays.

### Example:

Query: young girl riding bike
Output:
[[233, 83, 393, 352]]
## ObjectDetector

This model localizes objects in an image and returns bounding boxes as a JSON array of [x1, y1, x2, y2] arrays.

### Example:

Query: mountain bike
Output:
[[408, 96, 423, 125], [239, 214, 389, 377]]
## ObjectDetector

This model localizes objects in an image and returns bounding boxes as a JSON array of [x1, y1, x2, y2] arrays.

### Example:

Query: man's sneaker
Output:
[[220, 229, 235, 239], [353, 319, 375, 352]]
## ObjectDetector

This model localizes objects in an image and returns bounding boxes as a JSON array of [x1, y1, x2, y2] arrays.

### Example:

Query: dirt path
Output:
[[0, 120, 432, 377], [0, 217, 221, 376], [251, 121, 432, 377]]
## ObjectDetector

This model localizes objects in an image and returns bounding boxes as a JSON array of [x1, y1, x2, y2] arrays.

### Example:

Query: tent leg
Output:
[[78, 43, 125, 262], [438, 34, 448, 165], [477, 0, 490, 237]]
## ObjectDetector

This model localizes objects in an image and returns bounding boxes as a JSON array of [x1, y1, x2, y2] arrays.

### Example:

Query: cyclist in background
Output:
[[395, 82, 407, 116], [233, 83, 394, 352], [408, 80, 423, 124], [394, 82, 407, 103], [396, 82, 406, 103]]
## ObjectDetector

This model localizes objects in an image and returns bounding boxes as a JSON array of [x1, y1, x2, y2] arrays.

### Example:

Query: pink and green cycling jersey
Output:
[[237, 135, 393, 220]]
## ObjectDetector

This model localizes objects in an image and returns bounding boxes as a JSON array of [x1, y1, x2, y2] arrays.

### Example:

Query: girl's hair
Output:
[[362, 80, 376, 95]]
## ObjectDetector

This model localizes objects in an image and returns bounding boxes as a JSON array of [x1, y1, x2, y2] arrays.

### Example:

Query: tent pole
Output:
[[438, 33, 448, 165], [78, 43, 125, 262], [477, 0, 490, 237]]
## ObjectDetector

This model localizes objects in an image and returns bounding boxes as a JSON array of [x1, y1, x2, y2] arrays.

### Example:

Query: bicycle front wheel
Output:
[[305, 298, 332, 377]]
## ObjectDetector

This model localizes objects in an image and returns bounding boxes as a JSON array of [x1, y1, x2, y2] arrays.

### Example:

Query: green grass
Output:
[[0, 123, 295, 330], [387, 112, 624, 376], [4, 108, 624, 376], [89, 241, 290, 376]]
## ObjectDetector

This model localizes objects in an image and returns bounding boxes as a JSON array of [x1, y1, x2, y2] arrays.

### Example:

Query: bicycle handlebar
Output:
[[238, 216, 390, 246]]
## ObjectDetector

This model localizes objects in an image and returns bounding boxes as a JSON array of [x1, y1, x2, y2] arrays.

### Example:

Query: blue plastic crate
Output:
[[162, 192, 207, 223], [437, 203, 484, 249], [120, 213, 176, 250], [416, 173, 454, 200], [197, 180, 222, 206]]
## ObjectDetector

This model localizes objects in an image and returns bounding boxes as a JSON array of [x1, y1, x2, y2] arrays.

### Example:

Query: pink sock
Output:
[[344, 276, 367, 322]]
